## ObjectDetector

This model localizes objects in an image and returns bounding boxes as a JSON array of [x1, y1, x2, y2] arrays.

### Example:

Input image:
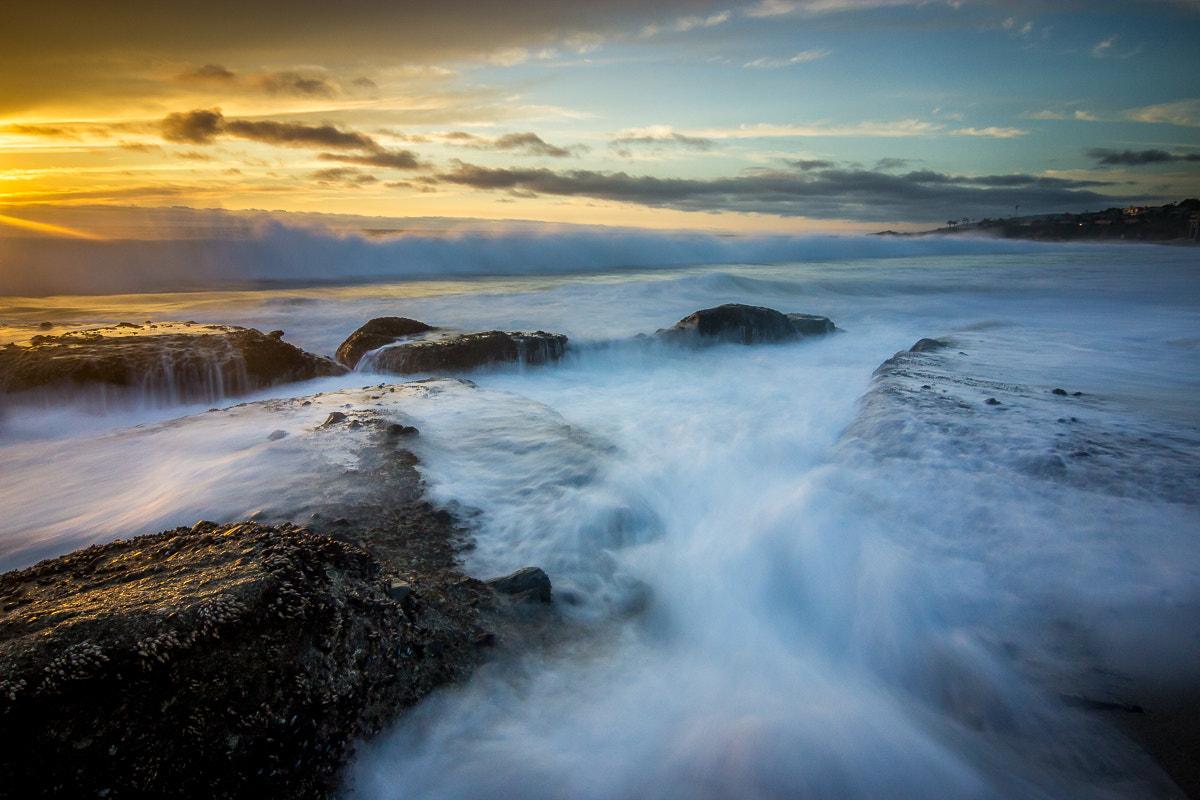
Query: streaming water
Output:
[[1, 235, 1198, 797]]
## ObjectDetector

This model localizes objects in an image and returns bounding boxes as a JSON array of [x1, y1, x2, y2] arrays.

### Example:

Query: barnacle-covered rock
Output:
[[0, 520, 491, 799]]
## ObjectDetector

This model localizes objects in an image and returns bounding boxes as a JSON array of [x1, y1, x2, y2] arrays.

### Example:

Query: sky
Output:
[[1, 0, 1198, 234]]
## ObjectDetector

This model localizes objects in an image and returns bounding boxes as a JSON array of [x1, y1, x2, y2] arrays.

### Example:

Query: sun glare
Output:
[[0, 213, 106, 240]]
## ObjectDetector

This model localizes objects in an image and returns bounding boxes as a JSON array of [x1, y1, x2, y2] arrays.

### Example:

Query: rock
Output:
[[385, 423, 419, 437], [656, 303, 836, 345], [0, 323, 346, 403], [335, 317, 437, 369], [267, 429, 289, 441], [910, 338, 950, 353], [38, 322, 52, 330], [1052, 388, 1069, 396], [486, 567, 553, 605], [367, 331, 568, 375], [0, 522, 470, 799], [786, 313, 838, 336], [266, 329, 285, 340], [985, 397, 1002, 405], [322, 411, 348, 426], [387, 580, 413, 604]]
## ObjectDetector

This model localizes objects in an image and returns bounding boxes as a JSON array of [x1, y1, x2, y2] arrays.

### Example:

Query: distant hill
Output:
[[883, 199, 1200, 243]]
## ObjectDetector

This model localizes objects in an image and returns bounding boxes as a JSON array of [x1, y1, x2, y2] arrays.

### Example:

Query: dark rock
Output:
[[387, 581, 413, 604], [0, 322, 346, 403], [385, 423, 419, 437], [266, 330, 285, 340], [267, 429, 289, 441], [335, 317, 437, 369], [910, 338, 950, 353], [985, 397, 1002, 405], [322, 412, 347, 426], [1052, 388, 1069, 396], [486, 567, 553, 605], [656, 303, 836, 345], [786, 313, 838, 336], [0, 522, 467, 799], [368, 331, 568, 375], [37, 322, 52, 330]]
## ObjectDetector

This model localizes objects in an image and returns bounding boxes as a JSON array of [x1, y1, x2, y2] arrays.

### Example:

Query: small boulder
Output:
[[336, 317, 437, 369], [486, 567, 553, 605], [367, 331, 568, 375], [656, 303, 836, 345]]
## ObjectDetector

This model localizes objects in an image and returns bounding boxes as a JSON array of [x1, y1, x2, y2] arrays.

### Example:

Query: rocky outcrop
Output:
[[0, 380, 562, 798], [0, 322, 346, 402], [655, 303, 836, 344], [335, 317, 437, 369], [0, 521, 489, 799], [364, 330, 568, 375]]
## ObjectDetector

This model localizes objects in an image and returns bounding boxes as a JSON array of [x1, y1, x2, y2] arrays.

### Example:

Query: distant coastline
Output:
[[879, 199, 1200, 244]]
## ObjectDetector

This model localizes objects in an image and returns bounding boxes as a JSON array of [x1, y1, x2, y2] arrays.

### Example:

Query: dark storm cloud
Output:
[[431, 160, 1125, 222], [159, 109, 382, 151], [318, 150, 425, 169], [1085, 148, 1200, 166]]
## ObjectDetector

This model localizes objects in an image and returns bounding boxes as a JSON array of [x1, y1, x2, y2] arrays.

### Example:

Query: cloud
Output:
[[118, 141, 163, 154], [1124, 98, 1200, 127], [159, 109, 385, 152], [2, 124, 83, 139], [487, 47, 530, 66], [672, 10, 732, 32], [744, 50, 832, 69], [1085, 148, 1200, 166], [311, 167, 378, 185], [791, 158, 836, 170], [226, 119, 379, 149], [251, 71, 339, 97], [430, 159, 1124, 222], [951, 126, 1028, 138], [318, 150, 425, 169], [174, 64, 237, 84], [612, 126, 715, 150], [161, 108, 224, 144], [445, 131, 582, 157], [696, 119, 942, 138], [873, 157, 909, 171]]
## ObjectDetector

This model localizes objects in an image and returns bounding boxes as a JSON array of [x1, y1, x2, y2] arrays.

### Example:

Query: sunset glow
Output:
[[1, 1, 1198, 233]]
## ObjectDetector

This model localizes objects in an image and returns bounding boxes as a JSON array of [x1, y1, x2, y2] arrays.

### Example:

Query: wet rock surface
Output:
[[655, 303, 836, 344], [844, 334, 1200, 798], [364, 330, 568, 375], [0, 322, 346, 402], [335, 317, 437, 370], [0, 381, 557, 799]]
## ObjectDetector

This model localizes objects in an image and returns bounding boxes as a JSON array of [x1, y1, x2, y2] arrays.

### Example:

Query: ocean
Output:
[[1, 233, 1198, 798]]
